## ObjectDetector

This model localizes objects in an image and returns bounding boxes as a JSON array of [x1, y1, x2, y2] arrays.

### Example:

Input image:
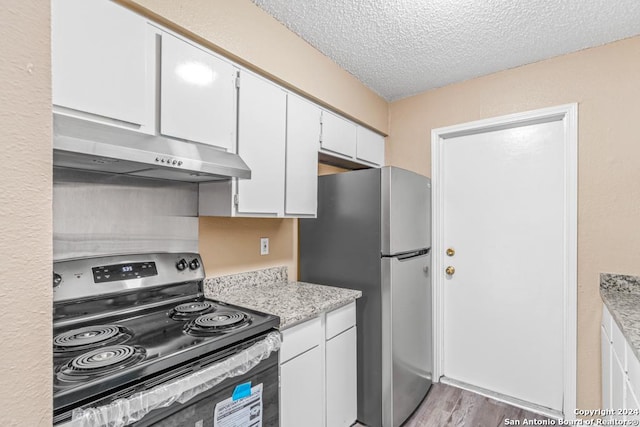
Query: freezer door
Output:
[[381, 252, 432, 427], [381, 167, 431, 255]]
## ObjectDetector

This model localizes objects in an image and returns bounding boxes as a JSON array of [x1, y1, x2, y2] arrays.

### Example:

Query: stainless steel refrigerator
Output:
[[300, 166, 432, 427]]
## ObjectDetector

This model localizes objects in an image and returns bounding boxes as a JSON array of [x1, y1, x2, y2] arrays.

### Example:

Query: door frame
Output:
[[430, 104, 578, 418]]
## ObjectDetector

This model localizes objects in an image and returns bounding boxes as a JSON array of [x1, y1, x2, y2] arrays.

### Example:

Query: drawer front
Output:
[[326, 302, 356, 340], [281, 316, 322, 363]]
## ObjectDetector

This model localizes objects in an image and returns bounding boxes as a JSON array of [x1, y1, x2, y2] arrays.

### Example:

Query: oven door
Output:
[[61, 332, 280, 427], [136, 351, 279, 427]]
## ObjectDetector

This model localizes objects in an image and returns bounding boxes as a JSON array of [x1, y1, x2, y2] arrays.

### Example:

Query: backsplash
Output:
[[203, 266, 288, 298], [53, 168, 199, 260], [601, 273, 640, 293]]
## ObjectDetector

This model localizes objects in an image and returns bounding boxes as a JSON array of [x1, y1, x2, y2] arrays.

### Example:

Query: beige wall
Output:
[[124, 0, 388, 133], [387, 35, 640, 410], [318, 163, 349, 176], [0, 0, 52, 425], [199, 217, 297, 278]]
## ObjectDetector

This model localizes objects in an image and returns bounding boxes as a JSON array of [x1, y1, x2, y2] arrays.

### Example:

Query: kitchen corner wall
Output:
[[0, 1, 52, 425], [387, 35, 640, 411], [124, 0, 388, 280]]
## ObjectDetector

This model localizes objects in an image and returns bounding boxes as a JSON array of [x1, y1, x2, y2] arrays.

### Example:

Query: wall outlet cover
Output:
[[260, 237, 269, 255]]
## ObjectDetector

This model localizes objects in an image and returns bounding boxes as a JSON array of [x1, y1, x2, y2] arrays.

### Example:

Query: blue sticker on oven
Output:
[[232, 382, 252, 401], [214, 383, 263, 427]]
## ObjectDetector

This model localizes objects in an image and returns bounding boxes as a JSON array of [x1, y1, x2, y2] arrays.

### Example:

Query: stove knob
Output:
[[176, 259, 188, 271], [189, 258, 200, 270], [53, 272, 62, 288]]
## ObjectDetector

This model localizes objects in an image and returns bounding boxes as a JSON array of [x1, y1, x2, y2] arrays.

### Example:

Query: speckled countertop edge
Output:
[[600, 273, 640, 363], [203, 267, 362, 329]]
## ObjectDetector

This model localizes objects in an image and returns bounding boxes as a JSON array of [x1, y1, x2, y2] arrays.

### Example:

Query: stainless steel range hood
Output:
[[53, 115, 251, 182]]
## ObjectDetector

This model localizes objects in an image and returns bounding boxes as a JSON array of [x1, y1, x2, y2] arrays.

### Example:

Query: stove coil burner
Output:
[[185, 311, 251, 336], [56, 345, 146, 384], [169, 301, 215, 320], [53, 325, 132, 355]]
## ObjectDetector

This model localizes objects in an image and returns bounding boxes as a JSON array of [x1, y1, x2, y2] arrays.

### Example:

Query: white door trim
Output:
[[430, 104, 578, 419]]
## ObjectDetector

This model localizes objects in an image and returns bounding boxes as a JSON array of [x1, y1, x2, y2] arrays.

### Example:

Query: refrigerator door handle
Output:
[[382, 247, 430, 261]]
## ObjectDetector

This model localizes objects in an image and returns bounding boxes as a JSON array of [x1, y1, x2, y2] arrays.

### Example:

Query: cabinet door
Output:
[[160, 32, 237, 151], [285, 95, 320, 216], [321, 111, 357, 158], [52, 0, 149, 127], [626, 383, 640, 422], [628, 343, 640, 411], [281, 347, 324, 427], [356, 126, 385, 166], [236, 72, 286, 215], [326, 327, 357, 427], [613, 350, 626, 420], [602, 327, 613, 414]]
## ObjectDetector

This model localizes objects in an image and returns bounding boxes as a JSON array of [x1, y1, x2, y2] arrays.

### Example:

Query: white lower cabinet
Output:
[[626, 382, 640, 422], [280, 302, 357, 427], [326, 327, 357, 427], [612, 350, 626, 420], [602, 305, 640, 421], [602, 327, 612, 415], [281, 346, 324, 427]]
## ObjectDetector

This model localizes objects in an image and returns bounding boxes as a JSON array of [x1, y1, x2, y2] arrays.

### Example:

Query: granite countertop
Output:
[[203, 266, 362, 329], [601, 273, 640, 362]]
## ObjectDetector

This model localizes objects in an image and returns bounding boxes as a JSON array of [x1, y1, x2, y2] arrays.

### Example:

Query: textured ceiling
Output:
[[252, 0, 640, 101]]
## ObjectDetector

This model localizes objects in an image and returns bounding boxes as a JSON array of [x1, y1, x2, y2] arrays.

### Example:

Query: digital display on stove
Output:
[[92, 262, 158, 283]]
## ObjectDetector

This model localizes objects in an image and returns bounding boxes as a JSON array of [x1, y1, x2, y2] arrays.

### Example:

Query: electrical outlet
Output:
[[260, 237, 269, 255]]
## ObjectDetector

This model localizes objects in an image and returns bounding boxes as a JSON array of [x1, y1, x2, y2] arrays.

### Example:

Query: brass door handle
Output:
[[446, 248, 455, 256], [445, 266, 455, 275]]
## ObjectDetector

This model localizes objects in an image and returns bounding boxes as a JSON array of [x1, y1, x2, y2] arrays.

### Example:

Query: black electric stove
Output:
[[52, 253, 280, 426]]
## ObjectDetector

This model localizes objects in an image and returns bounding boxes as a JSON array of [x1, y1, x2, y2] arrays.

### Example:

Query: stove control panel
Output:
[[92, 261, 158, 283], [53, 252, 205, 303]]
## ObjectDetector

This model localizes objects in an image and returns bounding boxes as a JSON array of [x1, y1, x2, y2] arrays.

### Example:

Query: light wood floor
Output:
[[354, 382, 552, 427]]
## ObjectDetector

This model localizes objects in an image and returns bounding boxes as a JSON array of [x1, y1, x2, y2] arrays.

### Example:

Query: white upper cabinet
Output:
[[320, 110, 357, 158], [236, 72, 287, 216], [52, 0, 151, 130], [199, 88, 318, 218], [159, 32, 237, 151], [285, 95, 321, 216], [356, 126, 385, 166], [320, 110, 385, 168]]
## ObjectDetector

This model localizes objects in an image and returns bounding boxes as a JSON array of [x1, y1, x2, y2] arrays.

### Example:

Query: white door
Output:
[[434, 106, 577, 415]]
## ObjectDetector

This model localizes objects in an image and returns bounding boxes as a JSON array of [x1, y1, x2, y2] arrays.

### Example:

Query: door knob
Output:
[[445, 266, 455, 275], [446, 248, 455, 256]]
